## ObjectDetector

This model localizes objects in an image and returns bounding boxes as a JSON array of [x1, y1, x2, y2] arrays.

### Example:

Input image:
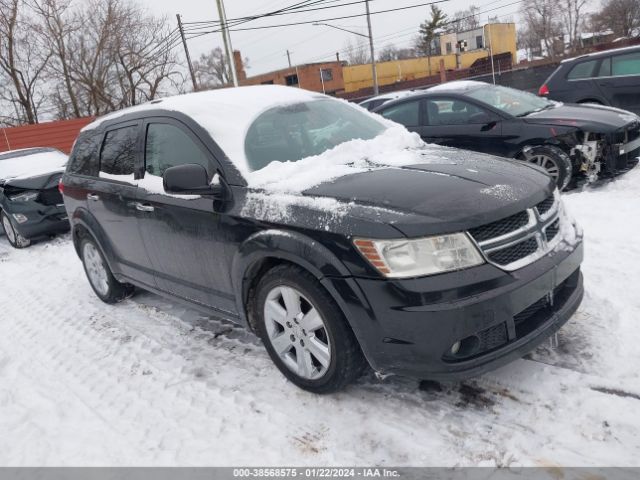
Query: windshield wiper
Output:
[[517, 104, 554, 117]]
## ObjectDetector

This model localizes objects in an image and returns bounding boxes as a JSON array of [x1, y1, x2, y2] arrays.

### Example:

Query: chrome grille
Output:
[[535, 196, 555, 217], [468, 211, 530, 243], [487, 237, 538, 265], [469, 192, 564, 271], [545, 218, 560, 242]]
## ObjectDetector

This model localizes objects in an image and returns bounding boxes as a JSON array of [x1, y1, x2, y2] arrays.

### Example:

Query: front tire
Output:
[[1, 211, 31, 248], [80, 237, 133, 303], [520, 145, 573, 191], [254, 264, 366, 393]]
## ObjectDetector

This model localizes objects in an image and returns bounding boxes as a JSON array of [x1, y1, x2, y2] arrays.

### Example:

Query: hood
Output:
[[4, 170, 63, 190], [304, 153, 554, 237], [524, 103, 640, 131], [0, 150, 67, 182]]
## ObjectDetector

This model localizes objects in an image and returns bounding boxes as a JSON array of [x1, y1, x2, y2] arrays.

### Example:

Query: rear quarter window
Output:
[[67, 133, 100, 177], [567, 60, 597, 80], [612, 52, 640, 76]]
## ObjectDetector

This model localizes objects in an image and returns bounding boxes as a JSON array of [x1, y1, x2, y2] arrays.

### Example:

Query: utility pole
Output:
[[364, 0, 379, 96], [336, 52, 340, 62], [177, 14, 198, 91], [286, 50, 292, 68], [215, 0, 239, 87]]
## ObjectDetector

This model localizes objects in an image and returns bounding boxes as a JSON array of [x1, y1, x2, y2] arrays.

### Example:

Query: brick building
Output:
[[240, 61, 345, 95]]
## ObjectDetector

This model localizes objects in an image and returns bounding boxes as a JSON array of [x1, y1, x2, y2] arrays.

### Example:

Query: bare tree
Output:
[[377, 44, 416, 62], [562, 0, 590, 53], [591, 0, 640, 38], [0, 0, 50, 124], [520, 0, 564, 60], [449, 5, 481, 33], [344, 38, 370, 65], [193, 47, 248, 89], [30, 0, 81, 118]]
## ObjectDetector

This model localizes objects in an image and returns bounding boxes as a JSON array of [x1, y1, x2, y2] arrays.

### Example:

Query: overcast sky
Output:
[[139, 0, 523, 76]]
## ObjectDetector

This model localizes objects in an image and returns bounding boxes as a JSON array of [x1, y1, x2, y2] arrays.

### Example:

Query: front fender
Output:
[[232, 229, 354, 323]]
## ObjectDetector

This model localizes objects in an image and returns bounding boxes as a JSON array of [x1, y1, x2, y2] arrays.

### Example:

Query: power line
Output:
[[187, 0, 450, 35], [182, 0, 372, 30]]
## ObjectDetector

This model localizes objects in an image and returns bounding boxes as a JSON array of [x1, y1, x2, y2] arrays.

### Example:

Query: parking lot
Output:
[[1, 168, 639, 466]]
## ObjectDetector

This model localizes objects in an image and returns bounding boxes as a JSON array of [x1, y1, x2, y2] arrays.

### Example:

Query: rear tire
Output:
[[519, 145, 573, 191], [1, 211, 31, 249], [80, 237, 134, 304], [254, 264, 367, 393]]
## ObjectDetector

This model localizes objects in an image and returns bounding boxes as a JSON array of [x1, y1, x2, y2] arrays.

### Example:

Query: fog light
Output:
[[12, 213, 28, 224], [450, 341, 461, 355]]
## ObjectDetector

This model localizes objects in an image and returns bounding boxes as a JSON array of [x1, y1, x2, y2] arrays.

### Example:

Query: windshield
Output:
[[466, 84, 554, 117], [245, 99, 386, 171]]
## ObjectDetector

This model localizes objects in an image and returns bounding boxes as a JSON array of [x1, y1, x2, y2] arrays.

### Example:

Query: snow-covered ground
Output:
[[1, 168, 639, 467]]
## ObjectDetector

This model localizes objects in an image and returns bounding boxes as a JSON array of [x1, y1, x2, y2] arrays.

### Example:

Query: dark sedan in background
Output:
[[0, 147, 69, 248], [373, 81, 640, 190]]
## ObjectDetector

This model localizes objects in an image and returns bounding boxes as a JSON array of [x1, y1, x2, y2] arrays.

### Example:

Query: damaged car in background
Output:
[[0, 147, 69, 248], [373, 81, 640, 190]]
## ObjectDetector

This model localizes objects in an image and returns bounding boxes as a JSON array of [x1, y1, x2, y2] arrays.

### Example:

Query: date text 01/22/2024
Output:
[[232, 468, 401, 477]]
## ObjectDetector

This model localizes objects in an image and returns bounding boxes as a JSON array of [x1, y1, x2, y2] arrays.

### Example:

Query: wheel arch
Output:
[[70, 208, 118, 273], [232, 229, 356, 333]]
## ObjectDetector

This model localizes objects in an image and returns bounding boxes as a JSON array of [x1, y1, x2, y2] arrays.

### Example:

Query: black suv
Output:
[[61, 86, 584, 393], [539, 45, 640, 114]]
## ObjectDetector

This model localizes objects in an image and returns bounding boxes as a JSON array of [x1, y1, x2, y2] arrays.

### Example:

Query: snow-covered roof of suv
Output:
[[82, 85, 325, 175]]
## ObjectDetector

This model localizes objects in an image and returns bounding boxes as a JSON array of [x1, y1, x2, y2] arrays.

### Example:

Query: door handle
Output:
[[135, 202, 155, 212], [87, 193, 100, 201], [481, 121, 498, 132]]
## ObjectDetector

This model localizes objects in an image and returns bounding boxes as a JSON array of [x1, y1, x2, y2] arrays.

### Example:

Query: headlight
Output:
[[9, 191, 38, 202], [354, 233, 485, 278]]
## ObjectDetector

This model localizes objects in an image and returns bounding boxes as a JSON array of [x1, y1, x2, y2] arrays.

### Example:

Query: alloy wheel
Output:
[[527, 154, 560, 180], [264, 285, 332, 380], [83, 242, 110, 296]]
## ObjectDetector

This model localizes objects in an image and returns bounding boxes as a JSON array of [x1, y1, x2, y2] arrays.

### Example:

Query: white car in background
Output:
[[358, 89, 421, 111]]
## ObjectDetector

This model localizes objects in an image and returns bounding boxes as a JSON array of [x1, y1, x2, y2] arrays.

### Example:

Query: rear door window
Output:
[[68, 133, 100, 176], [379, 100, 420, 127], [612, 52, 640, 76], [100, 125, 138, 177], [567, 60, 597, 79], [145, 123, 212, 177]]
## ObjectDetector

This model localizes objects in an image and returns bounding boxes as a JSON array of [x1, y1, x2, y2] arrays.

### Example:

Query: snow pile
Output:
[[245, 126, 428, 193], [98, 172, 200, 200], [0, 150, 67, 180]]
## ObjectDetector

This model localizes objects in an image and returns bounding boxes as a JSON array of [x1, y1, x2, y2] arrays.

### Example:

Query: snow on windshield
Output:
[[246, 125, 441, 193], [0, 149, 67, 180]]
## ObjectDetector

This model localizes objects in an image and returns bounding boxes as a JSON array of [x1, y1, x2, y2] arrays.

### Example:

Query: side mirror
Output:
[[163, 164, 223, 197]]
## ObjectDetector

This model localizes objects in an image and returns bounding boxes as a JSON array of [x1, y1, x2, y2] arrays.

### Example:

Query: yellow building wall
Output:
[[484, 23, 516, 64], [343, 23, 517, 93]]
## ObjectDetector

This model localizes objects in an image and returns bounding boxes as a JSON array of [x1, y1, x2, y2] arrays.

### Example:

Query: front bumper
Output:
[[330, 236, 584, 381], [3, 201, 69, 239]]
